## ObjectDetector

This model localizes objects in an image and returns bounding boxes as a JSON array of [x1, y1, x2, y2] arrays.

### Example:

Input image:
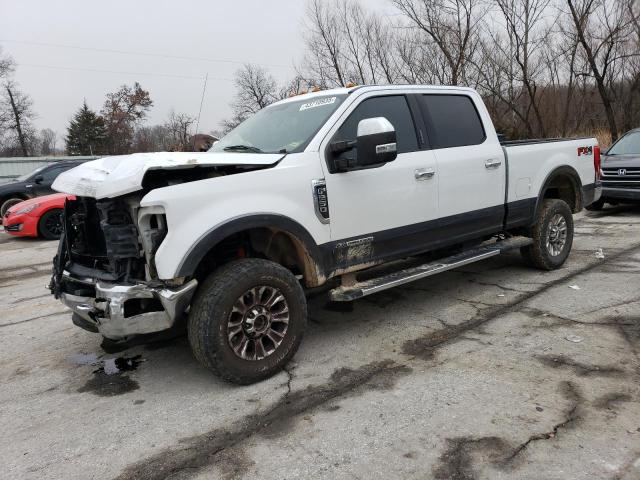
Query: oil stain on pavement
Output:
[[73, 354, 143, 397]]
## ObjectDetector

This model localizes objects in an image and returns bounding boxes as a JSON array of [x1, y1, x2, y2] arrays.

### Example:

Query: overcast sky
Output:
[[1, 0, 395, 141]]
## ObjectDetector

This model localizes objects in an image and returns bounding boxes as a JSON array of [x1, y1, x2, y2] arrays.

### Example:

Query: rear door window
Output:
[[419, 95, 485, 149]]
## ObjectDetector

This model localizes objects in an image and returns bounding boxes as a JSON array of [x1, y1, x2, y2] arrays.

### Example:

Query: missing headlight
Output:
[[137, 206, 168, 279]]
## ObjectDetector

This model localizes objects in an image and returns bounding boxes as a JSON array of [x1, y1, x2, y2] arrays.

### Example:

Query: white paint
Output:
[[141, 151, 330, 279], [505, 142, 596, 204], [51, 85, 599, 281], [52, 151, 284, 199], [515, 177, 532, 198], [318, 88, 439, 240], [357, 117, 394, 136]]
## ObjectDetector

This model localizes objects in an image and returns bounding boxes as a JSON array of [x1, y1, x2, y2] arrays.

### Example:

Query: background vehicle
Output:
[[0, 161, 84, 217], [3, 193, 74, 240], [49, 85, 601, 384], [587, 128, 640, 210]]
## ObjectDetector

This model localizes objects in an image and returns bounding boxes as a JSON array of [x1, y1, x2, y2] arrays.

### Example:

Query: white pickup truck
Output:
[[50, 85, 602, 383]]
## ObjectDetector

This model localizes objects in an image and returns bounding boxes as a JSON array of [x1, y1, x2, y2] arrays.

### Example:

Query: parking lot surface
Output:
[[1, 207, 640, 480]]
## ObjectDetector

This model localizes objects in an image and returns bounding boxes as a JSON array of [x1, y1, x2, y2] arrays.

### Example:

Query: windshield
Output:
[[210, 94, 347, 154], [15, 165, 48, 182], [607, 131, 640, 155]]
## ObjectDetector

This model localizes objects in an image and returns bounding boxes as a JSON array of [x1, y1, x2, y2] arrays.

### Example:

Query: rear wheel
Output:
[[585, 198, 605, 211], [1, 197, 24, 217], [521, 199, 573, 270], [188, 258, 307, 384], [38, 208, 64, 240]]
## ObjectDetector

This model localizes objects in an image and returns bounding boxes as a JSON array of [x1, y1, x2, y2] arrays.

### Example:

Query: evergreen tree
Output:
[[66, 101, 107, 155]]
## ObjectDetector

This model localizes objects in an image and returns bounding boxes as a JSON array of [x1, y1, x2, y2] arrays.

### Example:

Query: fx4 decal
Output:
[[577, 146, 593, 156]]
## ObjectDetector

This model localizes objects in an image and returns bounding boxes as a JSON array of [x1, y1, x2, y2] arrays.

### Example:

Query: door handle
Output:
[[415, 168, 435, 181], [485, 158, 502, 169]]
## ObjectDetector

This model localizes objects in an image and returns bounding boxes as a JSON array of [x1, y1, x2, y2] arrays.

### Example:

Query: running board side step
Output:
[[329, 236, 533, 302]]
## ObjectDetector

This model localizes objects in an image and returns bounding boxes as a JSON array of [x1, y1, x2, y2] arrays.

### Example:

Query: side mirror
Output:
[[34, 175, 44, 184], [329, 117, 397, 172], [356, 117, 397, 166]]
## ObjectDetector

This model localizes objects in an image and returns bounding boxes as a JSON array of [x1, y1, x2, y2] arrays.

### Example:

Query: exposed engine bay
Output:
[[47, 159, 282, 339], [51, 163, 269, 290], [62, 196, 156, 283]]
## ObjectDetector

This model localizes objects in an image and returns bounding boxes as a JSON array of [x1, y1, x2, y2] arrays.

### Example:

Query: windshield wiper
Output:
[[223, 144, 263, 153]]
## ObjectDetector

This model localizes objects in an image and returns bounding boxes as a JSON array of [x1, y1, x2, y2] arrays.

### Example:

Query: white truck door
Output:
[[321, 94, 439, 264], [417, 93, 506, 238]]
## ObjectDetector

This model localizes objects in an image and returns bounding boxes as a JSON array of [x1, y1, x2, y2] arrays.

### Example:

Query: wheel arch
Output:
[[535, 166, 583, 216], [36, 206, 64, 238], [0, 192, 30, 204], [0, 193, 30, 217], [38, 204, 64, 217], [175, 214, 327, 288]]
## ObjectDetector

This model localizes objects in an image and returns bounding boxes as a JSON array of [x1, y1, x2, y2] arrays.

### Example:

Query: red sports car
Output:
[[2, 193, 74, 239]]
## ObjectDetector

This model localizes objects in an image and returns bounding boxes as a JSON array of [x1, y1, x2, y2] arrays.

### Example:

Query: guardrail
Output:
[[0, 156, 99, 183]]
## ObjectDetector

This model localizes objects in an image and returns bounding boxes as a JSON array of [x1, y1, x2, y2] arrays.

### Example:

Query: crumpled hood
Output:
[[52, 151, 285, 199]]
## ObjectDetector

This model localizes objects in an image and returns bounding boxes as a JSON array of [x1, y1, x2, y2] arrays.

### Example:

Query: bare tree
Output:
[[392, 0, 482, 85], [164, 110, 195, 151], [618, 0, 640, 131], [550, 18, 583, 137], [291, 0, 638, 142], [566, 0, 636, 141], [492, 0, 553, 137], [0, 48, 14, 80], [303, 0, 409, 87], [278, 75, 309, 100], [221, 64, 280, 132], [1, 81, 36, 156], [101, 82, 153, 154], [304, 0, 348, 86], [40, 128, 57, 155], [132, 125, 170, 153]]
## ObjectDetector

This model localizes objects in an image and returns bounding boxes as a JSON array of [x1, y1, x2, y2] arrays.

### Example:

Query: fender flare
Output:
[[0, 192, 30, 203], [534, 165, 583, 217], [175, 213, 327, 281]]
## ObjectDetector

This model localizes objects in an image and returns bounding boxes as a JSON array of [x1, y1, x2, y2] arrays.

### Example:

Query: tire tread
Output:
[[521, 199, 573, 270], [188, 259, 306, 384]]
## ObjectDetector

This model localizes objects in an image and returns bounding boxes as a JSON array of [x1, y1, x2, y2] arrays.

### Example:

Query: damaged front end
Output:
[[50, 196, 197, 339]]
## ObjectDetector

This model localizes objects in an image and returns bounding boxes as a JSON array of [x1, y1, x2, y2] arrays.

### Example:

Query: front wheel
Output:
[[38, 208, 64, 240], [521, 199, 574, 270], [188, 259, 307, 384]]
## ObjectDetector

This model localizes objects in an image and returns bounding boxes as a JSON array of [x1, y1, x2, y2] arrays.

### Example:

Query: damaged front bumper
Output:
[[60, 274, 198, 339]]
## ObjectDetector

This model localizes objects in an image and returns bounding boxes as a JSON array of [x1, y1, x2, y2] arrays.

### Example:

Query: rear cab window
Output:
[[418, 94, 486, 149]]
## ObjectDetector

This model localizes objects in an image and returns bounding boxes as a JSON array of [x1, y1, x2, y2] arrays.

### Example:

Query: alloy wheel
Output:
[[227, 286, 290, 361], [546, 213, 567, 256]]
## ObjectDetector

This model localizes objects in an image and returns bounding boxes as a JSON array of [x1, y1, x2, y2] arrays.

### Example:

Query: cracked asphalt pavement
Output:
[[1, 207, 640, 480]]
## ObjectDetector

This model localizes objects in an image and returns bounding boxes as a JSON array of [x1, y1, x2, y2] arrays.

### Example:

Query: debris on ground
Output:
[[100, 356, 144, 375], [569, 285, 581, 290], [595, 248, 605, 259], [565, 334, 583, 343]]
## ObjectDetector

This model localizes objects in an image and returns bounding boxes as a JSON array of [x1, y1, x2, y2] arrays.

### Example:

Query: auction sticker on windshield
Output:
[[300, 97, 337, 111]]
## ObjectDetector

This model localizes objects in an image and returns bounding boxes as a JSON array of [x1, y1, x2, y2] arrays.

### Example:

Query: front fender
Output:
[[141, 152, 329, 280], [174, 213, 328, 279]]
